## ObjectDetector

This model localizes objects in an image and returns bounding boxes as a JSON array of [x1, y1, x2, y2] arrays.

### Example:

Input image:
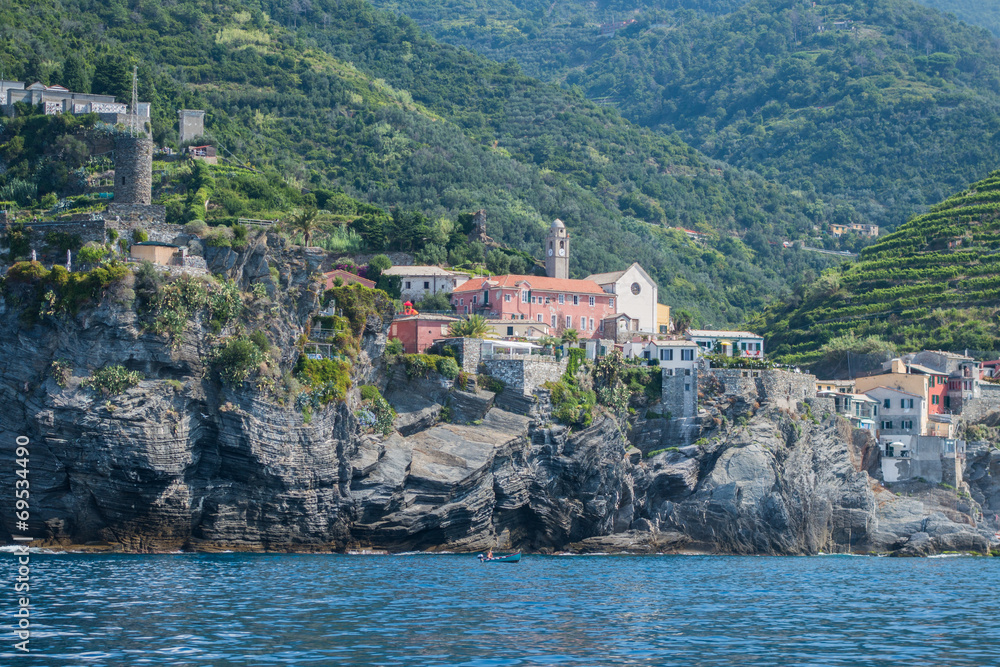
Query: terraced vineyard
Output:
[[765, 170, 1000, 364]]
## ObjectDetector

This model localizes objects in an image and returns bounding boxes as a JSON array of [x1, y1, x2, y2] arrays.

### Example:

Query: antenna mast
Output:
[[130, 66, 139, 136]]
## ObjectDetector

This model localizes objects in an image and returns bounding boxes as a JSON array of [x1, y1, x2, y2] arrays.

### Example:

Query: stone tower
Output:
[[178, 109, 206, 144], [545, 218, 569, 279], [114, 135, 153, 205]]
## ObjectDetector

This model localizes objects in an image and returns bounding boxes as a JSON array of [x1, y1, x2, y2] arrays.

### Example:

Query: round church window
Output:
[[631, 282, 641, 295]]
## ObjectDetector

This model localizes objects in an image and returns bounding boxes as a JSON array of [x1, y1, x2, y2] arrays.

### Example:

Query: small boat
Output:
[[478, 551, 521, 563]]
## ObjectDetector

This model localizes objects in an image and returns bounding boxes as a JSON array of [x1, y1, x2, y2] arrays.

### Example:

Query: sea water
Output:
[[1, 552, 997, 666]]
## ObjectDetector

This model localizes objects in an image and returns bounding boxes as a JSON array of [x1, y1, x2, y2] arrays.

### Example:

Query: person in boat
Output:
[[485, 548, 493, 560]]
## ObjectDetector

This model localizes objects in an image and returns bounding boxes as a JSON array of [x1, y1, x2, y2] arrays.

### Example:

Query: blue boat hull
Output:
[[479, 552, 521, 563]]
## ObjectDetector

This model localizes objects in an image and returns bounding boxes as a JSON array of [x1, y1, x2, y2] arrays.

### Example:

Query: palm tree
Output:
[[561, 328, 579, 345], [287, 206, 320, 247], [539, 335, 560, 353], [672, 309, 693, 335], [449, 314, 491, 338]]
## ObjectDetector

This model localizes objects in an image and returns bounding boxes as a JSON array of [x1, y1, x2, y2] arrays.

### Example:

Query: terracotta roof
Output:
[[451, 274, 605, 295], [392, 314, 458, 323], [323, 269, 375, 289]]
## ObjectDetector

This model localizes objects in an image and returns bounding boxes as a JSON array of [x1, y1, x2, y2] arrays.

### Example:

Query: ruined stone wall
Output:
[[480, 357, 566, 395], [806, 396, 838, 419], [706, 369, 758, 399], [960, 384, 1000, 424], [1, 219, 107, 265], [705, 368, 815, 409], [105, 204, 167, 231], [759, 370, 817, 409], [661, 370, 698, 419], [439, 338, 482, 374]]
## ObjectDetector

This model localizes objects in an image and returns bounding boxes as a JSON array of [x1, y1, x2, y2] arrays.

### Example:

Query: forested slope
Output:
[[373, 0, 1000, 231], [764, 170, 1000, 364], [0, 0, 847, 324]]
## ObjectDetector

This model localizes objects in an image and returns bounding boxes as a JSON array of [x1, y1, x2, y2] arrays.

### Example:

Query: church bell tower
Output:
[[545, 218, 569, 279]]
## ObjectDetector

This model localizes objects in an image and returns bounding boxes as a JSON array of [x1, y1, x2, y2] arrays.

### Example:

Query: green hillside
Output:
[[0, 0, 849, 325], [373, 0, 1000, 231], [764, 170, 1000, 365]]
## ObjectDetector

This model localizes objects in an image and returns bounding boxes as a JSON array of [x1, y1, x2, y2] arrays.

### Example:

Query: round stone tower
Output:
[[114, 135, 153, 205]]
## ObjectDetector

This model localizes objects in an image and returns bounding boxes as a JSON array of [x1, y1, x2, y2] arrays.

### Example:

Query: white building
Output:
[[586, 263, 658, 333], [383, 266, 471, 303], [686, 329, 764, 358], [865, 386, 926, 444], [623, 339, 699, 375]]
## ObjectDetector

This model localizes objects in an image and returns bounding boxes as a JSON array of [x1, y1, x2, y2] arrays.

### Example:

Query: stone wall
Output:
[[480, 356, 567, 396], [661, 369, 698, 419], [959, 384, 1000, 424], [11, 218, 107, 247], [706, 368, 816, 409], [1, 219, 107, 265], [806, 396, 838, 419], [105, 203, 167, 231], [759, 369, 817, 409], [438, 338, 482, 374]]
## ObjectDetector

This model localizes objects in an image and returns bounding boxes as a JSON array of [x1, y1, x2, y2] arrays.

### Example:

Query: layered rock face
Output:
[[0, 239, 994, 555]]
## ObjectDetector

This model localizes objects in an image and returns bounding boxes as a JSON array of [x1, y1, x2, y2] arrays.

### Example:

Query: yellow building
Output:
[[130, 242, 180, 265], [656, 303, 671, 335], [816, 379, 855, 394], [854, 360, 930, 399]]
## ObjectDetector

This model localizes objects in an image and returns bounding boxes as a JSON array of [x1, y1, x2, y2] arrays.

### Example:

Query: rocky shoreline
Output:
[[2, 238, 998, 558]]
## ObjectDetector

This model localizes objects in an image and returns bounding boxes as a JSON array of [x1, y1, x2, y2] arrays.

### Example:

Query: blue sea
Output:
[[1, 552, 997, 666]]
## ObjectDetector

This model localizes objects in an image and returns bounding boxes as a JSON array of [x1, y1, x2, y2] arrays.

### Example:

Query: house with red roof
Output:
[[323, 269, 375, 290]]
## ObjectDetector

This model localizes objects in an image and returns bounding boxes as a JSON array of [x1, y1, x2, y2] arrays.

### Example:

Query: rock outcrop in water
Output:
[[0, 238, 995, 556]]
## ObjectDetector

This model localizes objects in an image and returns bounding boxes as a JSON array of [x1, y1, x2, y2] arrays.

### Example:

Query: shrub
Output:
[[436, 356, 460, 380], [49, 359, 71, 387], [83, 364, 143, 396], [211, 336, 268, 387], [358, 384, 396, 434], [566, 347, 587, 375], [132, 229, 149, 244], [385, 338, 404, 355], [77, 242, 109, 265], [324, 284, 394, 337], [477, 374, 505, 394], [295, 356, 352, 405], [402, 353, 445, 378], [545, 375, 596, 428], [249, 330, 270, 353], [646, 447, 680, 457], [184, 220, 209, 237]]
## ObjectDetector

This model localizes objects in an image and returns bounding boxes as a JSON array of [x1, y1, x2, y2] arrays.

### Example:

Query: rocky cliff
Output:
[[0, 241, 995, 555]]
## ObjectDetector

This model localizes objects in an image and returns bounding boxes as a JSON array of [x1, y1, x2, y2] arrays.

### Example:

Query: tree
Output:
[[62, 56, 90, 93], [367, 254, 392, 282], [416, 291, 452, 311], [287, 206, 320, 247], [673, 309, 694, 334], [561, 328, 579, 344], [91, 53, 131, 100], [486, 249, 511, 275], [449, 314, 491, 338]]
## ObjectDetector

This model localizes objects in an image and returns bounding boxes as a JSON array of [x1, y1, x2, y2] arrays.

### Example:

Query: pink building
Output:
[[450, 275, 615, 338], [389, 314, 459, 354]]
